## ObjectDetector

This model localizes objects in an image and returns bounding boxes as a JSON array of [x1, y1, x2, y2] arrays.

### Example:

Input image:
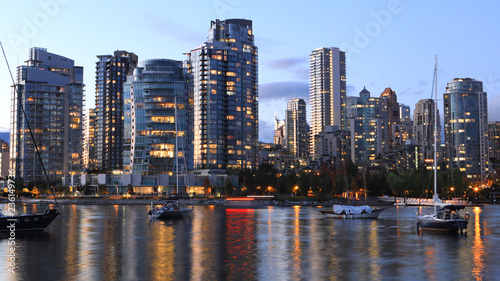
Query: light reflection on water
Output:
[[0, 204, 499, 280]]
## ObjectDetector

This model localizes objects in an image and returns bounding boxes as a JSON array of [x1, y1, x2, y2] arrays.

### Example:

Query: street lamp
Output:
[[267, 186, 272, 195], [294, 185, 299, 197]]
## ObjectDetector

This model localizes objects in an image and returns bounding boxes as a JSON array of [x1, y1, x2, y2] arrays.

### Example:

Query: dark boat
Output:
[[0, 207, 59, 232], [417, 205, 469, 232], [149, 201, 193, 220]]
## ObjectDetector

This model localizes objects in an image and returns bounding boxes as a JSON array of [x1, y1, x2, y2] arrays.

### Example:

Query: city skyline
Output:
[[1, 1, 500, 143]]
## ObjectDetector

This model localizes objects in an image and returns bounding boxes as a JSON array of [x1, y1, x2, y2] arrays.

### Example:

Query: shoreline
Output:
[[0, 197, 485, 207], [0, 197, 373, 207]]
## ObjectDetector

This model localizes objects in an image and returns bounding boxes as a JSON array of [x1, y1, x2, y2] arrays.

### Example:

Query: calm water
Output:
[[1, 204, 500, 280]]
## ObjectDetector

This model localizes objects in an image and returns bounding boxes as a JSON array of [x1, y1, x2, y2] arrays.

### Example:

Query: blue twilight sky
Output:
[[1, 0, 499, 143]]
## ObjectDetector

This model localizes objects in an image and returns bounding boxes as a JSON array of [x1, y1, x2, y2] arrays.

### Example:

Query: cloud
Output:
[[259, 81, 309, 101], [346, 85, 357, 96], [267, 57, 307, 69], [259, 119, 275, 143], [145, 16, 206, 46], [265, 57, 308, 80]]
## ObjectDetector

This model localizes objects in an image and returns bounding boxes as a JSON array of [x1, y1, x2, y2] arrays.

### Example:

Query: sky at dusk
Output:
[[1, 0, 499, 143]]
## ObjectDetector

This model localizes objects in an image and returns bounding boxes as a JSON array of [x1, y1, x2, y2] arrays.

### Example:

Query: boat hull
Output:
[[153, 208, 193, 220], [417, 218, 468, 232], [0, 209, 59, 232], [320, 209, 384, 219]]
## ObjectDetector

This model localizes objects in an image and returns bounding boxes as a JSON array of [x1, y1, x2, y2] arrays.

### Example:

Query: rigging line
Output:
[[0, 41, 58, 208]]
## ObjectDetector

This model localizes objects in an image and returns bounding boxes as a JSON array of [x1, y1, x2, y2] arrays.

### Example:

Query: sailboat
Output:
[[0, 42, 60, 232], [149, 95, 193, 219], [416, 57, 469, 232]]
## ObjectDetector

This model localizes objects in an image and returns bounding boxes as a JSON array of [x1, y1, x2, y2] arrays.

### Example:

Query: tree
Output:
[[223, 178, 233, 195], [203, 176, 211, 196], [127, 184, 134, 195]]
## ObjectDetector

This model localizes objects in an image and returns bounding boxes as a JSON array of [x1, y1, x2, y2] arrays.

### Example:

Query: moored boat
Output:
[[417, 205, 469, 232], [320, 205, 385, 219], [149, 201, 193, 219], [416, 57, 469, 233], [0, 207, 60, 232]]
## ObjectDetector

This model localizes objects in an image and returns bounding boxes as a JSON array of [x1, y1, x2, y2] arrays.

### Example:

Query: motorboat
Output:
[[149, 201, 193, 219], [417, 205, 469, 232]]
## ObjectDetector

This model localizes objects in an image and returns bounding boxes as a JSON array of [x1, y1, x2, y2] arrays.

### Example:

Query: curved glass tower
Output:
[[443, 78, 489, 182], [123, 59, 187, 175]]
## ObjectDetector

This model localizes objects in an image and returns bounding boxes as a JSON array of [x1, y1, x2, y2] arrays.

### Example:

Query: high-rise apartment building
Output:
[[314, 125, 349, 165], [285, 98, 308, 159], [186, 19, 258, 169], [488, 121, 500, 164], [399, 104, 413, 143], [380, 87, 401, 149], [123, 59, 187, 175], [274, 116, 286, 148], [10, 47, 84, 182], [413, 99, 441, 166], [95, 50, 138, 172], [443, 78, 489, 182], [346, 87, 387, 165], [309, 47, 346, 158], [83, 108, 97, 170]]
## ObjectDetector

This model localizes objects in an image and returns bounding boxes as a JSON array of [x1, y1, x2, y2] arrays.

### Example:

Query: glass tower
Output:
[[285, 98, 308, 159], [123, 59, 187, 175], [186, 19, 258, 170], [413, 99, 441, 167], [443, 78, 489, 182], [346, 87, 387, 165], [10, 47, 84, 182], [309, 47, 346, 158], [95, 50, 138, 172], [83, 108, 97, 170]]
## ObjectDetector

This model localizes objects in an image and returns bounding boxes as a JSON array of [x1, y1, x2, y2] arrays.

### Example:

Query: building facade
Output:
[[186, 19, 258, 170], [443, 78, 489, 182], [10, 47, 84, 182], [309, 47, 346, 158], [314, 125, 349, 166], [488, 121, 500, 165], [346, 87, 387, 165], [83, 108, 97, 170], [413, 99, 441, 168], [123, 59, 187, 175], [274, 116, 286, 148], [285, 98, 308, 159], [399, 104, 413, 144], [380, 87, 401, 149], [95, 50, 138, 172]]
